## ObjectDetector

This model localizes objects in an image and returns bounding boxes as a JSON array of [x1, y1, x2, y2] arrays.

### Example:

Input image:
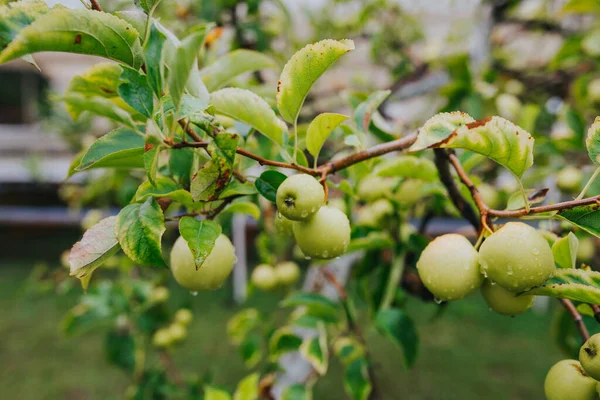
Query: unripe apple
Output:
[[478, 183, 502, 210], [580, 333, 600, 380], [275, 214, 294, 237], [495, 93, 522, 121], [356, 199, 394, 228], [251, 264, 278, 291], [275, 261, 300, 286], [479, 222, 555, 292], [544, 359, 598, 400], [170, 234, 237, 291], [293, 206, 351, 259], [589, 78, 600, 102], [276, 174, 324, 221], [357, 176, 398, 201], [578, 237, 595, 262], [480, 280, 534, 316], [149, 286, 169, 304], [174, 309, 193, 326], [168, 323, 187, 342], [557, 166, 583, 193], [152, 328, 172, 348], [416, 234, 483, 301]]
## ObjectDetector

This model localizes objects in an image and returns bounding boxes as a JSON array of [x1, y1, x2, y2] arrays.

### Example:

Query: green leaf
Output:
[[375, 156, 437, 181], [143, 142, 161, 187], [162, 25, 210, 110], [200, 49, 278, 91], [105, 330, 135, 372], [300, 326, 328, 375], [524, 268, 600, 304], [375, 308, 418, 367], [586, 116, 600, 165], [553, 232, 579, 269], [281, 292, 341, 321], [0, 8, 144, 68], [69, 216, 120, 288], [409, 111, 475, 150], [119, 66, 154, 118], [562, 0, 600, 14], [115, 198, 167, 267], [255, 170, 287, 202], [343, 358, 372, 400], [66, 149, 86, 179], [144, 22, 165, 96], [305, 113, 348, 158], [62, 93, 137, 128], [353, 90, 390, 133], [114, 10, 146, 38], [138, 0, 162, 13], [134, 177, 194, 206], [346, 232, 394, 253], [412, 115, 535, 178], [333, 337, 365, 366], [64, 62, 123, 105], [240, 333, 262, 368], [205, 386, 232, 400], [505, 188, 549, 211], [277, 39, 354, 123], [190, 134, 238, 201], [558, 204, 600, 239], [269, 328, 303, 358], [220, 180, 258, 199], [178, 217, 221, 269], [169, 147, 195, 186], [77, 128, 144, 171], [233, 373, 259, 400], [219, 202, 261, 220], [282, 384, 312, 400], [0, 1, 49, 49], [211, 88, 287, 145], [227, 308, 261, 345]]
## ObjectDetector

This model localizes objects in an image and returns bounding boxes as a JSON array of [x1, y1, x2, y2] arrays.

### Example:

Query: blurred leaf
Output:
[[586, 117, 600, 166], [524, 268, 600, 303], [552, 232, 579, 269], [281, 292, 340, 321], [63, 93, 136, 128], [305, 113, 348, 158], [179, 217, 221, 269], [64, 62, 123, 113], [169, 147, 194, 186], [119, 66, 154, 118], [201, 49, 277, 91], [0, 1, 48, 49], [138, 0, 162, 13], [333, 337, 365, 366], [277, 39, 354, 123], [375, 155, 437, 181], [0, 8, 144, 67], [240, 333, 263, 368], [269, 328, 302, 358], [69, 216, 120, 287], [347, 232, 394, 253], [227, 308, 261, 345], [505, 188, 549, 211], [76, 128, 144, 171], [343, 358, 372, 400], [255, 170, 287, 202], [558, 205, 600, 238], [562, 0, 600, 14], [233, 373, 259, 400], [211, 88, 287, 145], [105, 330, 135, 372], [205, 386, 232, 400], [375, 308, 418, 367], [282, 384, 312, 400], [300, 325, 328, 375], [219, 202, 261, 220], [115, 198, 167, 267], [353, 90, 390, 133]]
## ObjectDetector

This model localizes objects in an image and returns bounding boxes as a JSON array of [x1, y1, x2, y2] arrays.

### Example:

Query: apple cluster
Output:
[[251, 261, 301, 291], [152, 308, 194, 348], [276, 174, 351, 260], [417, 222, 556, 316], [544, 333, 600, 400]]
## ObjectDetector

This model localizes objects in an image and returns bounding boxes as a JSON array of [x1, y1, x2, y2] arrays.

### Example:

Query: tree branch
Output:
[[89, 0, 103, 11], [560, 298, 590, 343]]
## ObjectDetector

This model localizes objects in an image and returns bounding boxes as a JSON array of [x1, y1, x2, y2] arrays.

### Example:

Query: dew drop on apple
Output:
[[301, 210, 309, 218], [322, 250, 329, 258], [532, 248, 540, 255], [190, 291, 198, 296]]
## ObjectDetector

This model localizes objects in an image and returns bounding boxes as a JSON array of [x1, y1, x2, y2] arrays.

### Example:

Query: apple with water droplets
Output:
[[276, 174, 324, 221], [580, 333, 600, 381], [481, 280, 534, 316], [544, 359, 598, 400], [293, 206, 351, 259], [251, 264, 278, 291]]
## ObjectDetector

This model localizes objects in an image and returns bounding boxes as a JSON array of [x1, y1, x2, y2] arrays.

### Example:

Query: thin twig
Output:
[[560, 298, 590, 342], [89, 0, 103, 11], [159, 351, 184, 386], [591, 304, 600, 324]]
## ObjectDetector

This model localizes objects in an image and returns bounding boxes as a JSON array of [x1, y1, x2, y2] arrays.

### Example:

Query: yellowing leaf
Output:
[[200, 49, 278, 91], [306, 113, 348, 158], [586, 116, 600, 165]]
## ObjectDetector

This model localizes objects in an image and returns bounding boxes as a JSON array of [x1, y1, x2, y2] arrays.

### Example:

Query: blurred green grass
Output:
[[0, 263, 565, 400]]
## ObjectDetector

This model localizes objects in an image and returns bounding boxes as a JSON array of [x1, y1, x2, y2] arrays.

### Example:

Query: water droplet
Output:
[[507, 265, 513, 275], [532, 248, 540, 255], [335, 256, 340, 260], [311, 207, 316, 213], [190, 291, 198, 297], [304, 256, 311, 260], [434, 297, 443, 304], [278, 212, 283, 219], [490, 281, 496, 286], [301, 210, 309, 218], [322, 251, 329, 258]]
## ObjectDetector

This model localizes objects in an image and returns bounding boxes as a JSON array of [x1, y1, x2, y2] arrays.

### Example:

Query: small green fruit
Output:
[[275, 261, 300, 286], [589, 78, 600, 102], [557, 166, 583, 193], [544, 359, 598, 400], [168, 323, 187, 342], [276, 174, 324, 221], [174, 309, 193, 326], [478, 183, 502, 210], [357, 176, 398, 201], [275, 214, 294, 237], [149, 286, 169, 304], [479, 222, 555, 292], [578, 237, 595, 262], [495, 93, 521, 121], [251, 264, 278, 291], [416, 234, 483, 301], [328, 198, 347, 214], [152, 328, 172, 348], [293, 206, 351, 259], [481, 280, 534, 316], [356, 199, 394, 228], [580, 333, 600, 381], [170, 234, 237, 291]]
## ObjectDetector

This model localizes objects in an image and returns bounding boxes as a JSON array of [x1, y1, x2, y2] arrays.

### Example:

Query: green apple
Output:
[[328, 198, 347, 214], [580, 333, 600, 380], [557, 166, 583, 193], [416, 234, 483, 301], [544, 359, 598, 400], [478, 183, 502, 210], [152, 328, 172, 348], [356, 199, 394, 228], [170, 234, 237, 291], [251, 264, 278, 291], [174, 309, 193, 326], [293, 206, 351, 259], [589, 78, 600, 102], [275, 214, 294, 237], [578, 237, 596, 262], [168, 323, 187, 342], [495, 93, 522, 121], [357, 176, 398, 201], [149, 286, 169, 304], [481, 280, 534, 316], [275, 261, 300, 286], [479, 222, 555, 292], [276, 174, 324, 221]]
